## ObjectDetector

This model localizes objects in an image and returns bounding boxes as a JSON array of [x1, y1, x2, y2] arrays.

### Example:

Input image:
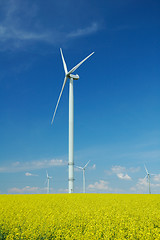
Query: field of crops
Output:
[[0, 194, 160, 239]]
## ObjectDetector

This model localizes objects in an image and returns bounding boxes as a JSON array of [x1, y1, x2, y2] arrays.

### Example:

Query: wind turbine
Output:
[[46, 171, 52, 194], [76, 160, 90, 193], [144, 165, 155, 194], [51, 49, 94, 193]]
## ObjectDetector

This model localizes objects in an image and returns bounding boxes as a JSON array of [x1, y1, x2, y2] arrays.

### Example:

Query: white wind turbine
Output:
[[51, 49, 94, 193], [144, 165, 155, 194], [76, 160, 90, 193], [46, 171, 52, 194]]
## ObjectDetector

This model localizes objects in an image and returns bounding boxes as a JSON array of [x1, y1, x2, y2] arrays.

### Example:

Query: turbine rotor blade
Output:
[[144, 165, 149, 175], [51, 76, 68, 124], [67, 52, 94, 75], [76, 166, 83, 170], [60, 48, 68, 75], [84, 160, 90, 169]]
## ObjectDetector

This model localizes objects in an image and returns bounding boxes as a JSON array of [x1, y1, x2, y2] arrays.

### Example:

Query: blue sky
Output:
[[0, 0, 160, 194]]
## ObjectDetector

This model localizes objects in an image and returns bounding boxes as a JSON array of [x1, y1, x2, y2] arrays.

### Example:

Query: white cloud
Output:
[[25, 172, 32, 176], [109, 165, 132, 180], [138, 177, 148, 186], [0, 159, 67, 173], [58, 188, 68, 193], [130, 178, 148, 193], [111, 165, 139, 174], [131, 177, 160, 194], [8, 186, 41, 194], [67, 22, 99, 38], [8, 185, 67, 194], [153, 174, 160, 182], [25, 172, 38, 177], [111, 165, 126, 174], [129, 167, 140, 173], [91, 164, 96, 170], [8, 186, 57, 194], [31, 159, 66, 168], [88, 180, 109, 191], [117, 173, 131, 181]]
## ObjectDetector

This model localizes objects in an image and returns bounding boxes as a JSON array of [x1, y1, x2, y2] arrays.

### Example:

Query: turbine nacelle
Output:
[[47, 176, 52, 179], [68, 74, 79, 80], [46, 171, 52, 179], [76, 160, 90, 171]]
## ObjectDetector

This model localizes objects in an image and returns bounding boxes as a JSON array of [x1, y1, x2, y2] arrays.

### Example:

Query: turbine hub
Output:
[[68, 74, 79, 80]]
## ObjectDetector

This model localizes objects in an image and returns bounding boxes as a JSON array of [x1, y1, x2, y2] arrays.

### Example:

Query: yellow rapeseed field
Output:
[[0, 194, 160, 239]]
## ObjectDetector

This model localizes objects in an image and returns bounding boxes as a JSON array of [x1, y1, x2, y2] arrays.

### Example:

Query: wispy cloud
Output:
[[111, 166, 126, 174], [25, 172, 38, 177], [8, 185, 68, 194], [120, 150, 160, 162], [131, 177, 160, 194], [88, 180, 124, 193], [106, 165, 134, 181], [153, 174, 160, 182], [117, 173, 131, 181], [129, 167, 140, 173], [0, 159, 67, 173], [58, 188, 68, 193], [90, 164, 96, 170], [88, 180, 110, 191], [67, 22, 99, 38], [0, 0, 59, 51], [8, 186, 44, 194], [0, 1, 100, 51], [130, 178, 148, 193]]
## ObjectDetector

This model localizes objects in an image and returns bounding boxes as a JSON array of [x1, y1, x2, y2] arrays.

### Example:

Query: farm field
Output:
[[0, 194, 160, 239]]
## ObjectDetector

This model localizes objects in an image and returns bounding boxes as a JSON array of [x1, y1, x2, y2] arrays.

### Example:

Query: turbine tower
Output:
[[46, 171, 52, 194], [76, 160, 90, 193], [51, 49, 94, 193], [144, 165, 155, 194]]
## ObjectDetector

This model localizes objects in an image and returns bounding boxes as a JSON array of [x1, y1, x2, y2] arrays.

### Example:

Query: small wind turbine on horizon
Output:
[[76, 160, 90, 193], [144, 165, 155, 194], [46, 171, 52, 194], [51, 48, 94, 193]]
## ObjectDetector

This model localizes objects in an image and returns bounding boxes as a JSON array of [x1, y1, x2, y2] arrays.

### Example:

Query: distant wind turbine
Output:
[[144, 165, 155, 194], [46, 171, 52, 194], [51, 49, 94, 193], [76, 160, 90, 193]]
